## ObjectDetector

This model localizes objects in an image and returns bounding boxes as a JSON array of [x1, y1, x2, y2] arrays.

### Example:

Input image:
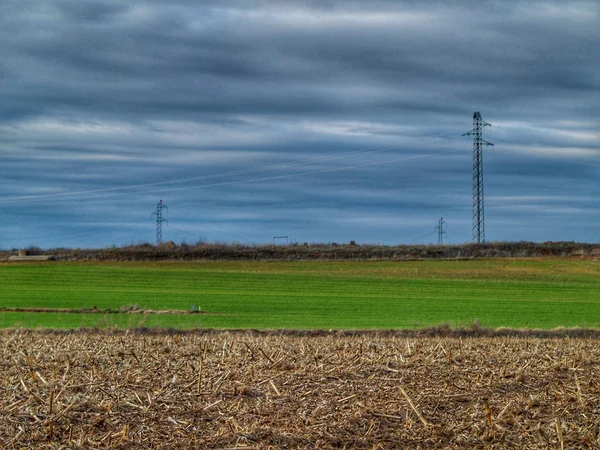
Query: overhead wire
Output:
[[0, 206, 148, 246], [168, 204, 252, 242], [0, 127, 470, 205], [0, 143, 405, 203], [0, 149, 464, 204]]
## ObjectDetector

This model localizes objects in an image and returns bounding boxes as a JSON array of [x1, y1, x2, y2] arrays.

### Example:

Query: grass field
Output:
[[0, 258, 599, 329]]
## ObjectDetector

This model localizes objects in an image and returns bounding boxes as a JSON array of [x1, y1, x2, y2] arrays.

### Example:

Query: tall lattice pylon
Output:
[[463, 112, 493, 243], [151, 199, 168, 245]]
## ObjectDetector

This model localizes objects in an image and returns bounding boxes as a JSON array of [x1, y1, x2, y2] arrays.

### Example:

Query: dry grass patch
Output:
[[1, 331, 599, 448]]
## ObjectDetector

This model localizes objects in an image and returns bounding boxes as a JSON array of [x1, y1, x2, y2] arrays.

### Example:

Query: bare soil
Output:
[[0, 307, 206, 315], [1, 331, 598, 449]]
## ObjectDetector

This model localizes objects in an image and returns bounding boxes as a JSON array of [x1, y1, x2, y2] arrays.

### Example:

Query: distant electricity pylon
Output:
[[151, 199, 168, 245], [463, 112, 493, 243], [434, 217, 447, 245]]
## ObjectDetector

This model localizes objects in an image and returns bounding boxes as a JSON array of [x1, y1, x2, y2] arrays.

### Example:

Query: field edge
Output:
[[3, 325, 600, 339]]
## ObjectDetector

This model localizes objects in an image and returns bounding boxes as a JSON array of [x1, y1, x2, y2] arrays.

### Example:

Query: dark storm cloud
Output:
[[0, 0, 598, 247]]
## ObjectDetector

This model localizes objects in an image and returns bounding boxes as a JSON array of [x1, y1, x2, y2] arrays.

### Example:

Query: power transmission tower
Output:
[[434, 217, 447, 245], [463, 112, 493, 243], [151, 199, 168, 245]]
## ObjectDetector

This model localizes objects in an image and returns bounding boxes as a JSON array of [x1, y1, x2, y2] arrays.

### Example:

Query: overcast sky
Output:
[[0, 0, 598, 248]]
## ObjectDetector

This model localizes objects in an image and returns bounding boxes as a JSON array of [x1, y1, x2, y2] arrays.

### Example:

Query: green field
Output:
[[0, 258, 599, 329]]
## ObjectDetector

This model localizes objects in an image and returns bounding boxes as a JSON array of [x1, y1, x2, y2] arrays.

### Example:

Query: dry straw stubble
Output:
[[0, 330, 599, 449]]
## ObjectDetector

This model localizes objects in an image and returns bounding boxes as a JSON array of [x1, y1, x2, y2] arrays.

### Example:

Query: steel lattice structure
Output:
[[463, 112, 493, 243], [151, 199, 168, 245], [434, 217, 447, 245]]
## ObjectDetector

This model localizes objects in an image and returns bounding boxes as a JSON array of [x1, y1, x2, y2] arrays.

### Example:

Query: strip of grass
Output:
[[0, 259, 598, 329]]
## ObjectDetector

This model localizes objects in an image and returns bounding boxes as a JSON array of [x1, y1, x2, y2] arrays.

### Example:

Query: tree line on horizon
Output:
[[1, 240, 598, 261]]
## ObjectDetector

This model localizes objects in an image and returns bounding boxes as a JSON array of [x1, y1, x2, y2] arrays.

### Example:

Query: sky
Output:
[[0, 0, 599, 249]]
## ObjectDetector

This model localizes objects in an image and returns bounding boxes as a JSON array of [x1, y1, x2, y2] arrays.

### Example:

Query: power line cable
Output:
[[167, 225, 204, 240], [0, 143, 404, 203], [0, 149, 463, 204], [405, 230, 437, 243], [1, 228, 111, 247], [0, 128, 470, 205], [169, 206, 252, 242]]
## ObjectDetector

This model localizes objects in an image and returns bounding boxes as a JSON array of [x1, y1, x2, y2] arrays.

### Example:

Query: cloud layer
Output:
[[1, 1, 599, 247]]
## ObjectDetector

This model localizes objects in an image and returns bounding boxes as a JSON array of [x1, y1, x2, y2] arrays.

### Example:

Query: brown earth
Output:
[[1, 331, 599, 449], [0, 307, 207, 315]]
